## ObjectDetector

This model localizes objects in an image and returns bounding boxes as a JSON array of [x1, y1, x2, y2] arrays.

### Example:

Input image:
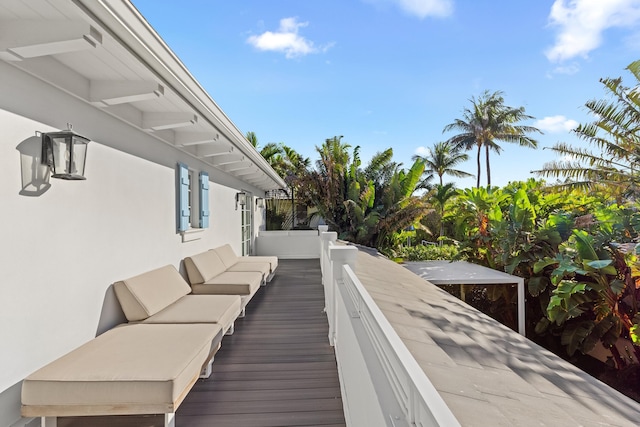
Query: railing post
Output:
[[327, 245, 358, 346], [320, 231, 336, 284]]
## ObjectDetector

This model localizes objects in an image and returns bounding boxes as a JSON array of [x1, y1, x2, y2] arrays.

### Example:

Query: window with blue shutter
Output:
[[177, 163, 190, 232], [199, 171, 210, 228]]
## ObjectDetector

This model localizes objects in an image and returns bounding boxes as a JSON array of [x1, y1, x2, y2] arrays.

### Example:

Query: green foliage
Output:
[[394, 244, 459, 261], [534, 59, 640, 201], [444, 90, 541, 187], [296, 136, 428, 250]]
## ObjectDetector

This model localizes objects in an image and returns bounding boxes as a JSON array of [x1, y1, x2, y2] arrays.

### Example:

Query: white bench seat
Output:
[[184, 251, 263, 312], [212, 244, 278, 282], [114, 265, 242, 335], [21, 323, 220, 426]]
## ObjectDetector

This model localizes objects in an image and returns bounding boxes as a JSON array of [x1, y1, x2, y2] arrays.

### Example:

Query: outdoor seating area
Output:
[[20, 245, 278, 427]]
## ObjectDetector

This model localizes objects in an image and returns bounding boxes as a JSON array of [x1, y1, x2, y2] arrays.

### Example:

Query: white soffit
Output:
[[0, 0, 286, 191]]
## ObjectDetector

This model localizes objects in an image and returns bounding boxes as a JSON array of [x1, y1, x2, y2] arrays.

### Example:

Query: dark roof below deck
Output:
[[354, 248, 640, 427]]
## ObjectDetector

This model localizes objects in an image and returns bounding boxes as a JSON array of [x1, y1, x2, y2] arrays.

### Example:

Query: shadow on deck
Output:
[[58, 259, 345, 427]]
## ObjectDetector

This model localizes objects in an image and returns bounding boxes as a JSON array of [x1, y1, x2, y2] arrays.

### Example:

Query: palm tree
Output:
[[412, 141, 473, 187], [534, 60, 640, 200], [245, 131, 310, 178], [429, 182, 457, 245], [443, 90, 541, 188]]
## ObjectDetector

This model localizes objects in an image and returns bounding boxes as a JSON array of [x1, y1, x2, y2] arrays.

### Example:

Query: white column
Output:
[[517, 278, 526, 336], [320, 231, 337, 281], [328, 245, 358, 346]]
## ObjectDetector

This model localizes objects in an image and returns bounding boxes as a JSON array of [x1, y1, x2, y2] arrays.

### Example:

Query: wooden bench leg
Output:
[[225, 322, 235, 335], [200, 357, 214, 378], [164, 412, 176, 427], [42, 417, 57, 427]]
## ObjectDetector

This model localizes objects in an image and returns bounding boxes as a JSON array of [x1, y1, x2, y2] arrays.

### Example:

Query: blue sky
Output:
[[133, 0, 640, 188]]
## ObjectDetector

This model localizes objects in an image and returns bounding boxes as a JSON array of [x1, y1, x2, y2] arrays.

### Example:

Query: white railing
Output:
[[320, 232, 460, 427]]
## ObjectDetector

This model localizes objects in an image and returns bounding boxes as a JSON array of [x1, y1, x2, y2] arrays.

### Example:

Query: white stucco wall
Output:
[[0, 61, 263, 425]]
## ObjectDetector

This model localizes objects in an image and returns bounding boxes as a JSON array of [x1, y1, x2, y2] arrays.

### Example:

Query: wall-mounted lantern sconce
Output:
[[41, 124, 90, 180], [235, 191, 247, 210], [255, 197, 264, 209]]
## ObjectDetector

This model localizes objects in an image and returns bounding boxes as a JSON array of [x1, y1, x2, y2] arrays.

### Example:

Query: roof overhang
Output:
[[0, 0, 286, 191]]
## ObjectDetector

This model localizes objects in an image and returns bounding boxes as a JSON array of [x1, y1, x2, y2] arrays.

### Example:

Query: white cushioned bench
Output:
[[21, 323, 219, 427], [184, 250, 264, 314], [114, 264, 241, 335], [212, 244, 278, 282]]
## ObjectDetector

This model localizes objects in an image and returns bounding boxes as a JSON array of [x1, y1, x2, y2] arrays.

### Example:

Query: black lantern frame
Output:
[[41, 125, 90, 180]]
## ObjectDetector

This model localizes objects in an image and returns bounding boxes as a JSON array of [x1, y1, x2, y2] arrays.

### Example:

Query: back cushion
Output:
[[184, 250, 227, 285], [114, 265, 191, 321], [212, 244, 239, 268]]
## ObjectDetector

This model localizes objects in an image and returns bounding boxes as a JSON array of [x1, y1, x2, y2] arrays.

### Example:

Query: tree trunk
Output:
[[485, 144, 491, 187], [439, 206, 445, 247], [476, 145, 482, 188]]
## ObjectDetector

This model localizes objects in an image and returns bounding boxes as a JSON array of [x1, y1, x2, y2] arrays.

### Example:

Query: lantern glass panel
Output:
[[71, 139, 88, 176], [50, 136, 68, 177]]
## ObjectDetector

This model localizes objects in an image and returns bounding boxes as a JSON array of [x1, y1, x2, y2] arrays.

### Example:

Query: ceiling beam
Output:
[[195, 143, 234, 157], [210, 153, 245, 166], [174, 131, 220, 146], [0, 21, 102, 61], [232, 166, 261, 177], [89, 81, 164, 106], [142, 112, 197, 131], [222, 161, 254, 172]]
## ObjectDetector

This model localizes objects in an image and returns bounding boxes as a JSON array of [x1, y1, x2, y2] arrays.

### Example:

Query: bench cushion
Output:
[[141, 295, 241, 331], [191, 271, 262, 296], [22, 323, 220, 417], [213, 244, 278, 273], [114, 265, 191, 322], [184, 251, 226, 285]]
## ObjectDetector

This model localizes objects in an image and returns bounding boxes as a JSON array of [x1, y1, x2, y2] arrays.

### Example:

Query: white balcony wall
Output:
[[255, 230, 321, 258], [0, 62, 259, 426]]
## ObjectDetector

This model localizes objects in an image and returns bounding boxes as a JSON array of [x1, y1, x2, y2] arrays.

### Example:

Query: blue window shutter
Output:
[[177, 163, 190, 232], [199, 171, 210, 228]]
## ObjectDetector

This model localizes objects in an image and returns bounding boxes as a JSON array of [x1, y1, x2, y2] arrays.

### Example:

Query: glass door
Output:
[[241, 192, 252, 255]]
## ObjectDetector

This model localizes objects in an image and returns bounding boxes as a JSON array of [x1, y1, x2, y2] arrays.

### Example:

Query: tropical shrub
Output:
[[532, 206, 640, 366], [394, 244, 459, 261]]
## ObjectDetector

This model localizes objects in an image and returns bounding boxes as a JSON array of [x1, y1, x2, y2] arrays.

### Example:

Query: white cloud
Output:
[[534, 115, 579, 133], [553, 62, 580, 75], [546, 0, 640, 63], [414, 146, 429, 156], [363, 0, 453, 18], [247, 17, 331, 58]]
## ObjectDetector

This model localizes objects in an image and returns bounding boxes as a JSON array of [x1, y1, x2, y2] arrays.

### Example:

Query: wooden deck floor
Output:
[[59, 259, 345, 427]]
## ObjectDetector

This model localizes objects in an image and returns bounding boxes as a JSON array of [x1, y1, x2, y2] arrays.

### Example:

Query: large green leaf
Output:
[[584, 259, 617, 275], [533, 258, 558, 274], [610, 279, 626, 295], [528, 276, 549, 297], [561, 321, 594, 356], [573, 229, 598, 261], [583, 315, 616, 353]]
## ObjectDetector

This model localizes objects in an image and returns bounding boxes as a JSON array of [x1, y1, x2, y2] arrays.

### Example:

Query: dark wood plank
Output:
[[179, 258, 346, 426]]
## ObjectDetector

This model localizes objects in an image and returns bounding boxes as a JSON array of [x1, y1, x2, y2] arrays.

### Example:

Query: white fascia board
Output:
[[0, 21, 102, 61], [90, 80, 164, 106]]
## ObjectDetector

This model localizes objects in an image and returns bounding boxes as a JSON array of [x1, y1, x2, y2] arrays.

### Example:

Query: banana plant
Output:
[[534, 229, 639, 364]]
